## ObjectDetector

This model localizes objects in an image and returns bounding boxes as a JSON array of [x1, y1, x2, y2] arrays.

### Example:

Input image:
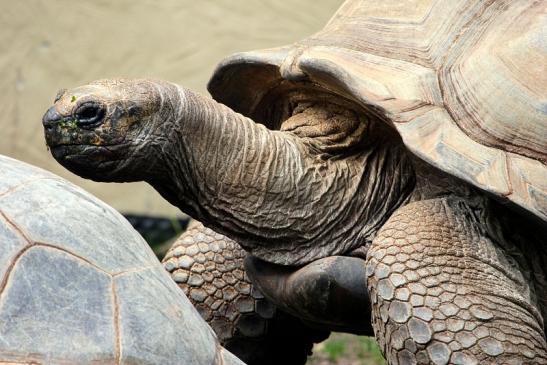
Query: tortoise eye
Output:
[[74, 102, 106, 128]]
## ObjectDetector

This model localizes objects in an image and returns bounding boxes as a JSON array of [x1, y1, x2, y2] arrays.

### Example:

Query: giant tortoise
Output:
[[42, 0, 546, 363], [0, 154, 243, 365]]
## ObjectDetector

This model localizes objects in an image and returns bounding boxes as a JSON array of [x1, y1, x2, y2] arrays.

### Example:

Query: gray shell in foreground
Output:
[[208, 0, 546, 222], [0, 155, 244, 365]]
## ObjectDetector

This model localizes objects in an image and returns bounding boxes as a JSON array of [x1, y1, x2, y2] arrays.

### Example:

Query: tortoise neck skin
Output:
[[43, 79, 415, 265], [145, 83, 416, 265]]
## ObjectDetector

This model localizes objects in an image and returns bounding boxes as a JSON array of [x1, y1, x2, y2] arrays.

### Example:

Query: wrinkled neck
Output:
[[146, 87, 415, 264], [146, 86, 306, 240]]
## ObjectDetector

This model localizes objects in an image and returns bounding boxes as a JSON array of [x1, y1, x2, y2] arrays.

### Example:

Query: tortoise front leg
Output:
[[366, 197, 547, 364], [162, 221, 328, 365], [244, 255, 372, 335]]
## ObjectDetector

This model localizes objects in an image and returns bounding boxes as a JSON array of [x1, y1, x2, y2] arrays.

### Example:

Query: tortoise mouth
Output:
[[50, 144, 129, 180], [51, 144, 113, 158], [52, 142, 127, 162], [50, 143, 131, 160]]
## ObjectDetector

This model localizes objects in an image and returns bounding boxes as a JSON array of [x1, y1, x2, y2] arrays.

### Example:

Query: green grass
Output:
[[324, 339, 346, 362], [308, 333, 386, 365], [356, 337, 385, 364]]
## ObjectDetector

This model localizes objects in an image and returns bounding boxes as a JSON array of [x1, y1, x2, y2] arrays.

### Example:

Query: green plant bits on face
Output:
[[71, 95, 77, 103], [59, 119, 78, 128]]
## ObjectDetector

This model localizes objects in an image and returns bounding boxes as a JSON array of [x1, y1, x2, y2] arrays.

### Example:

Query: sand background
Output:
[[1, 0, 342, 216]]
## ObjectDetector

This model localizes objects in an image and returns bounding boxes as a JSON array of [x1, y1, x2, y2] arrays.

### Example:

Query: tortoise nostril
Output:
[[42, 106, 62, 126]]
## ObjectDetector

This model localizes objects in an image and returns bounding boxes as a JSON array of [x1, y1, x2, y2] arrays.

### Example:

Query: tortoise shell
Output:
[[208, 0, 546, 222], [0, 155, 242, 365]]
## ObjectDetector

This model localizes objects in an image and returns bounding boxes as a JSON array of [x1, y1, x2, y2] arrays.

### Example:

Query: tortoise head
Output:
[[42, 79, 171, 181]]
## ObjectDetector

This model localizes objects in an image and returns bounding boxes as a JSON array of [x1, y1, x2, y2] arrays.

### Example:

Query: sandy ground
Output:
[[0, 0, 342, 215]]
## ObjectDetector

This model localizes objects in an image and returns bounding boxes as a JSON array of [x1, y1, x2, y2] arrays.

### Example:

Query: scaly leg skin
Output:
[[366, 197, 547, 364], [162, 221, 328, 365]]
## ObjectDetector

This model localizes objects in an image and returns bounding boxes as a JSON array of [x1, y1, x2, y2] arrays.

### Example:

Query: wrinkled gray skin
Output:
[[43, 79, 547, 363], [0, 154, 243, 365]]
